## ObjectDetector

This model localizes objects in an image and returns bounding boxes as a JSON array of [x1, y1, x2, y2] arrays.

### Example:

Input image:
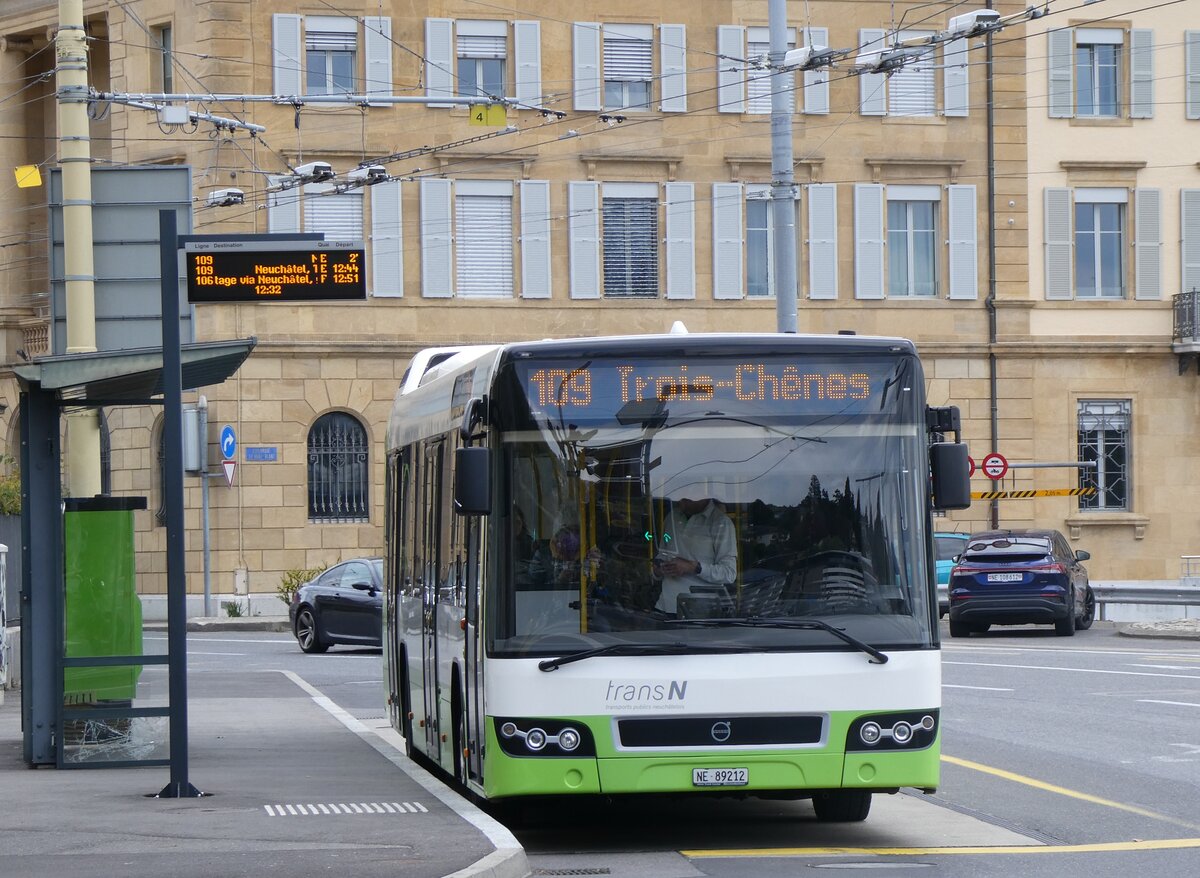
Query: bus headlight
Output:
[[500, 722, 518, 738], [859, 721, 882, 746], [525, 728, 548, 751], [557, 727, 581, 752], [493, 717, 597, 757], [920, 715, 935, 731], [890, 721, 913, 745], [846, 710, 939, 751]]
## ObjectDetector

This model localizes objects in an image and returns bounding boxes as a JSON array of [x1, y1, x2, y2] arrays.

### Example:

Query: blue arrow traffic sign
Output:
[[220, 424, 237, 461]]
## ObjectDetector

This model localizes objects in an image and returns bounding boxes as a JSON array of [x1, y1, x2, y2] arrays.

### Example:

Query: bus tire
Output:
[[812, 790, 872, 822]]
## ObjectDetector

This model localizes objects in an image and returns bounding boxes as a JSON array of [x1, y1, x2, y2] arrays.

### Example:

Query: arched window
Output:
[[308, 412, 369, 522]]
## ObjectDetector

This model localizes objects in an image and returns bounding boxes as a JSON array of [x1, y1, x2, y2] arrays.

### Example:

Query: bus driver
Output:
[[653, 495, 738, 615]]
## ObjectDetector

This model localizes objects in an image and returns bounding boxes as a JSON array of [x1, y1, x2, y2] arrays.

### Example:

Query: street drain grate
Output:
[[533, 870, 612, 876], [264, 802, 428, 816]]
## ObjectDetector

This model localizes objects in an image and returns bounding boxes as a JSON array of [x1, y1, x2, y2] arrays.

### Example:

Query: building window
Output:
[[603, 192, 658, 296], [1076, 37, 1121, 117], [887, 195, 938, 297], [1078, 400, 1130, 511], [746, 196, 772, 298], [456, 21, 506, 97], [308, 412, 369, 523], [1075, 193, 1125, 298], [888, 31, 936, 117], [306, 16, 357, 95], [455, 183, 514, 296], [603, 25, 653, 111], [746, 28, 795, 115], [304, 187, 364, 240], [152, 24, 174, 92]]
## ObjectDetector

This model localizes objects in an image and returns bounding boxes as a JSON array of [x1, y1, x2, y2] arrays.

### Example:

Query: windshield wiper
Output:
[[538, 642, 744, 672], [666, 617, 889, 664]]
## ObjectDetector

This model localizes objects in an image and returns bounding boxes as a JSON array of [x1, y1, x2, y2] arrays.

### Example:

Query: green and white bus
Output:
[[383, 331, 969, 820]]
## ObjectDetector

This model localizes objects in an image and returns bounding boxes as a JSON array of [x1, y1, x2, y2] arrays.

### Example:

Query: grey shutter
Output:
[[1182, 190, 1200, 293], [806, 183, 838, 299], [717, 26, 745, 113], [1130, 29, 1154, 119], [420, 178, 453, 298], [370, 180, 402, 297], [306, 188, 363, 240], [425, 18, 454, 107], [363, 17, 393, 105], [853, 183, 885, 299], [660, 25, 687, 112], [456, 192, 513, 297], [889, 41, 935, 116], [665, 182, 695, 299], [272, 14, 302, 97], [803, 27, 829, 115], [1048, 28, 1074, 118], [859, 29, 887, 116], [943, 38, 969, 117], [568, 181, 600, 298], [947, 184, 978, 299], [573, 23, 602, 111], [712, 182, 744, 299], [1044, 187, 1073, 299], [519, 180, 552, 299], [513, 21, 542, 105], [267, 176, 301, 234], [1187, 32, 1200, 119], [1133, 188, 1161, 299]]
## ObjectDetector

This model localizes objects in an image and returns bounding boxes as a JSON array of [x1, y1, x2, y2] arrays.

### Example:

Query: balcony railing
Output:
[[1174, 290, 1200, 343]]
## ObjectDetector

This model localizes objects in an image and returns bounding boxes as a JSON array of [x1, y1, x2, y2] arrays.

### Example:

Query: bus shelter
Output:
[[14, 337, 255, 772]]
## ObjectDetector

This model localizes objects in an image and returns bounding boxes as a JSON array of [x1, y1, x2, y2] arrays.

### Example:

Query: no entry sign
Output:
[[981, 452, 1009, 480]]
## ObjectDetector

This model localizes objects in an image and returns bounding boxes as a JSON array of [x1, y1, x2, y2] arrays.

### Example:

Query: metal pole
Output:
[[199, 395, 212, 618], [158, 209, 201, 798], [57, 0, 101, 496], [985, 31, 1000, 530], [768, 0, 798, 333]]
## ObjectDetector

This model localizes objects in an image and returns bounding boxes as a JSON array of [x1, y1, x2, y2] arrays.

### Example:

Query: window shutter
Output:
[[363, 17, 393, 105], [604, 31, 653, 80], [568, 181, 600, 298], [1044, 187, 1074, 299], [519, 180, 552, 299], [660, 25, 687, 112], [306, 186, 363, 240], [806, 183, 838, 299], [747, 37, 795, 115], [712, 183, 744, 299], [272, 14, 302, 97], [267, 176, 301, 234], [425, 18, 454, 107], [513, 21, 542, 105], [1129, 29, 1154, 119], [573, 23, 602, 111], [1182, 190, 1200, 294], [853, 184, 885, 299], [370, 180, 402, 297], [665, 182, 695, 299], [1187, 32, 1200, 120], [947, 185, 978, 299], [1048, 28, 1074, 118], [420, 178, 453, 298], [859, 29, 887, 115], [456, 191, 513, 297], [802, 27, 829, 114], [889, 38, 935, 116], [943, 37, 969, 117], [717, 26, 745, 113], [1133, 188, 1161, 299]]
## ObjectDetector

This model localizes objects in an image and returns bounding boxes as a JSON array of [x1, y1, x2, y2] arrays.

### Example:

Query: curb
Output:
[[143, 618, 293, 633], [1117, 622, 1200, 641]]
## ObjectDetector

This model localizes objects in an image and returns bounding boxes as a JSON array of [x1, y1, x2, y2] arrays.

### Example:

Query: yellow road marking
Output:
[[941, 755, 1200, 830], [682, 838, 1200, 858]]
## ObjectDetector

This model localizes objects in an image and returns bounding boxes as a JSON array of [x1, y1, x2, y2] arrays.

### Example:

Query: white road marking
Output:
[[1130, 664, 1200, 671], [944, 660, 1200, 680], [945, 644, 1200, 661], [943, 684, 1013, 691], [1139, 699, 1200, 709]]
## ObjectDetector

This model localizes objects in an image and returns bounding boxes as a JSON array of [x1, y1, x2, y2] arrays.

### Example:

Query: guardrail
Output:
[[1092, 582, 1200, 622]]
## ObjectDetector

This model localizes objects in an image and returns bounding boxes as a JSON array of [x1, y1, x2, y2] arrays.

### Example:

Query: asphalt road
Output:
[[174, 623, 1200, 878]]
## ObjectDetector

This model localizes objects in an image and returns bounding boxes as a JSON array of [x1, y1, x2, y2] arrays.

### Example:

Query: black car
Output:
[[947, 529, 1095, 638], [289, 558, 384, 653]]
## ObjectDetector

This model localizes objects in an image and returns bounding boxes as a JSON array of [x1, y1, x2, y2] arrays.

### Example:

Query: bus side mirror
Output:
[[454, 446, 491, 515], [930, 443, 971, 510]]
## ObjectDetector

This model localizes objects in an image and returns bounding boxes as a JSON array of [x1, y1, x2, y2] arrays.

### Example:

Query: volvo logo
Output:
[[710, 721, 732, 743]]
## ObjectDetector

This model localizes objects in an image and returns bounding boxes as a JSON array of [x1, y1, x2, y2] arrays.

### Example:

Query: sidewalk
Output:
[[0, 664, 529, 878], [1117, 617, 1200, 640]]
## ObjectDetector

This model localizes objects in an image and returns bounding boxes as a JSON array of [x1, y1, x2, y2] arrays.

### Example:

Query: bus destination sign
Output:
[[184, 240, 366, 303]]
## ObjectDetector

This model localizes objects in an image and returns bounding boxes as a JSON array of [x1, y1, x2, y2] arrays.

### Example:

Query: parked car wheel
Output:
[[295, 608, 329, 653], [1076, 586, 1095, 630], [948, 619, 972, 638], [812, 790, 872, 822], [1054, 600, 1076, 637]]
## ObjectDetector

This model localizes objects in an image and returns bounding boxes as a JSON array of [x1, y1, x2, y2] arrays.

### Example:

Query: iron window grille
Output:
[[308, 412, 369, 523], [1078, 399, 1130, 511]]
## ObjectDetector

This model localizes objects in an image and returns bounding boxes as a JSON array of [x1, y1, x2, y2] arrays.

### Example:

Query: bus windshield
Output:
[[488, 352, 935, 657]]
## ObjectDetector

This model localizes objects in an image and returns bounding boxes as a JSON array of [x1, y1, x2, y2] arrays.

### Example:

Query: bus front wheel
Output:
[[812, 790, 872, 822]]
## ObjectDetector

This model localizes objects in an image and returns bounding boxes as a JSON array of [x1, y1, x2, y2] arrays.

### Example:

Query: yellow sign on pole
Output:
[[468, 104, 507, 127], [970, 487, 1097, 500], [14, 165, 42, 188]]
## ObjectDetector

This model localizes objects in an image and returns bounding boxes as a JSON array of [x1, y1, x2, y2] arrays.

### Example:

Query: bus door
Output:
[[420, 439, 444, 761], [462, 502, 484, 781]]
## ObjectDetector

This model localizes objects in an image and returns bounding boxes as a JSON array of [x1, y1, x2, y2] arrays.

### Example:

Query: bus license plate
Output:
[[693, 767, 748, 787], [987, 572, 1023, 582]]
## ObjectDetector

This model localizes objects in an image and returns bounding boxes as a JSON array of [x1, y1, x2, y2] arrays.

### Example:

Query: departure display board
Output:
[[184, 240, 366, 303]]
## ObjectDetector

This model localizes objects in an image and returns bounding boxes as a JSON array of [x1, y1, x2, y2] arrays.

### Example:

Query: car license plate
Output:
[[987, 572, 1023, 582], [693, 767, 748, 787]]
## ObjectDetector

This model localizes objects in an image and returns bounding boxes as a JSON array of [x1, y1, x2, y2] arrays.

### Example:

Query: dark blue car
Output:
[[947, 529, 1094, 638]]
